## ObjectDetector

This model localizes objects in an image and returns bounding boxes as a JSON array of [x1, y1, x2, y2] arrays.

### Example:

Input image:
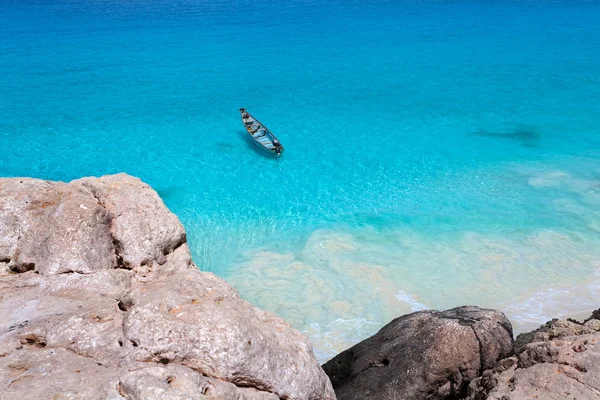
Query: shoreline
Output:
[[2, 173, 599, 400], [222, 227, 600, 362]]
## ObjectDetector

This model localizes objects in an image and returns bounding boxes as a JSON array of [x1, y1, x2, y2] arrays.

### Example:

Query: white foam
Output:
[[225, 182, 600, 362], [305, 318, 382, 362], [396, 290, 428, 312], [504, 267, 600, 334]]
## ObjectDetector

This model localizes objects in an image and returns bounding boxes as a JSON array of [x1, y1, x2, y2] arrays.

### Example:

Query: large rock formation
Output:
[[322, 306, 513, 400], [0, 174, 335, 400], [466, 312, 600, 400]]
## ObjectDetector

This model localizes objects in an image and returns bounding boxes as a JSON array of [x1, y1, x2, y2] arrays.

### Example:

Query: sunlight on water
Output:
[[228, 164, 600, 361], [1, 0, 599, 363]]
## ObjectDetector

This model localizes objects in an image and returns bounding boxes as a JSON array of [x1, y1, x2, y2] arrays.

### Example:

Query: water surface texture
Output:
[[2, 0, 600, 361]]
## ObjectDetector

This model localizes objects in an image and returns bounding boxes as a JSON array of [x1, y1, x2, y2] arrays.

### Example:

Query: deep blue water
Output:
[[2, 0, 600, 360]]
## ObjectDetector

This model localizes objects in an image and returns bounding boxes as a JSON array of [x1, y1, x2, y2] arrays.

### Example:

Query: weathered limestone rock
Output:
[[514, 317, 600, 353], [0, 179, 116, 274], [0, 174, 335, 400], [466, 311, 600, 400], [119, 363, 279, 400], [1, 288, 127, 367], [322, 306, 513, 400], [122, 269, 332, 399], [72, 174, 187, 269], [0, 348, 122, 399]]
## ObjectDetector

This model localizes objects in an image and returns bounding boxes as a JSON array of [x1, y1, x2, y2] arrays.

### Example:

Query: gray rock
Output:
[[0, 287, 127, 367], [122, 268, 334, 399], [0, 178, 117, 275], [467, 310, 600, 400], [0, 348, 123, 400], [322, 306, 513, 400], [73, 174, 187, 269], [0, 174, 335, 400], [119, 363, 279, 400], [514, 316, 600, 354]]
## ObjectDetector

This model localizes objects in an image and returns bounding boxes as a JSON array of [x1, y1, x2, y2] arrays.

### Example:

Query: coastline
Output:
[[224, 223, 600, 362], [2, 173, 600, 400]]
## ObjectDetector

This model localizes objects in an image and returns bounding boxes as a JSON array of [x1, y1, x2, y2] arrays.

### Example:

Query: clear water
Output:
[[2, 0, 600, 361]]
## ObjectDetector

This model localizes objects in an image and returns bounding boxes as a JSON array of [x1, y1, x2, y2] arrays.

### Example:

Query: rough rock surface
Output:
[[0, 174, 335, 400], [466, 311, 600, 400], [322, 306, 513, 400]]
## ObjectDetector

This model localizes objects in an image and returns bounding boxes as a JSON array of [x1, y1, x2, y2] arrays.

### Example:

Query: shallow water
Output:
[[1, 0, 600, 361]]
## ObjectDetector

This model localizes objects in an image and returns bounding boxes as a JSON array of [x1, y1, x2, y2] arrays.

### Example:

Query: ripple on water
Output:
[[1, 0, 600, 365], [227, 195, 600, 362]]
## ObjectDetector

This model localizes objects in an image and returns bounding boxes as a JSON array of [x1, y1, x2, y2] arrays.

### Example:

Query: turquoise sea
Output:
[[2, 0, 600, 361]]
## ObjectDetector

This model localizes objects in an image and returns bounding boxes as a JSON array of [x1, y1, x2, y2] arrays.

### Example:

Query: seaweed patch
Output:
[[470, 126, 540, 147]]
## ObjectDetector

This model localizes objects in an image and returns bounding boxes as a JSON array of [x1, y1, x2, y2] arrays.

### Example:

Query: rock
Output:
[[322, 306, 513, 400], [0, 286, 128, 367], [0, 178, 117, 274], [122, 269, 332, 399], [72, 175, 187, 269], [514, 317, 600, 354], [0, 348, 122, 399], [119, 363, 279, 400], [588, 309, 600, 321], [0, 174, 335, 400], [466, 310, 600, 400]]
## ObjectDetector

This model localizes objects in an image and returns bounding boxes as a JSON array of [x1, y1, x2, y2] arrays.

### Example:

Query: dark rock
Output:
[[322, 306, 513, 400]]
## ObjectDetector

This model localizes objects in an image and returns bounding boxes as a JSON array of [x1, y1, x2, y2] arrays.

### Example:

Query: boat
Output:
[[239, 108, 284, 156]]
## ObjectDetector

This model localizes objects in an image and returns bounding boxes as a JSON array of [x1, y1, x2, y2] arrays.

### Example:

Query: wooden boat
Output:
[[239, 108, 284, 156]]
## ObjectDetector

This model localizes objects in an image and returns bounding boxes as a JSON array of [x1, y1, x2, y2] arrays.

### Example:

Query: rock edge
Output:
[[0, 174, 335, 400]]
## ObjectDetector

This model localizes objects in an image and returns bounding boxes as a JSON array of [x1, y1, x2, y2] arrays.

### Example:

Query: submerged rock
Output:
[[466, 311, 600, 400], [322, 306, 513, 400], [0, 174, 335, 400]]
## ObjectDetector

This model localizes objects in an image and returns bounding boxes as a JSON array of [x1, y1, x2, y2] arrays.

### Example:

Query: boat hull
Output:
[[239, 108, 284, 156]]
